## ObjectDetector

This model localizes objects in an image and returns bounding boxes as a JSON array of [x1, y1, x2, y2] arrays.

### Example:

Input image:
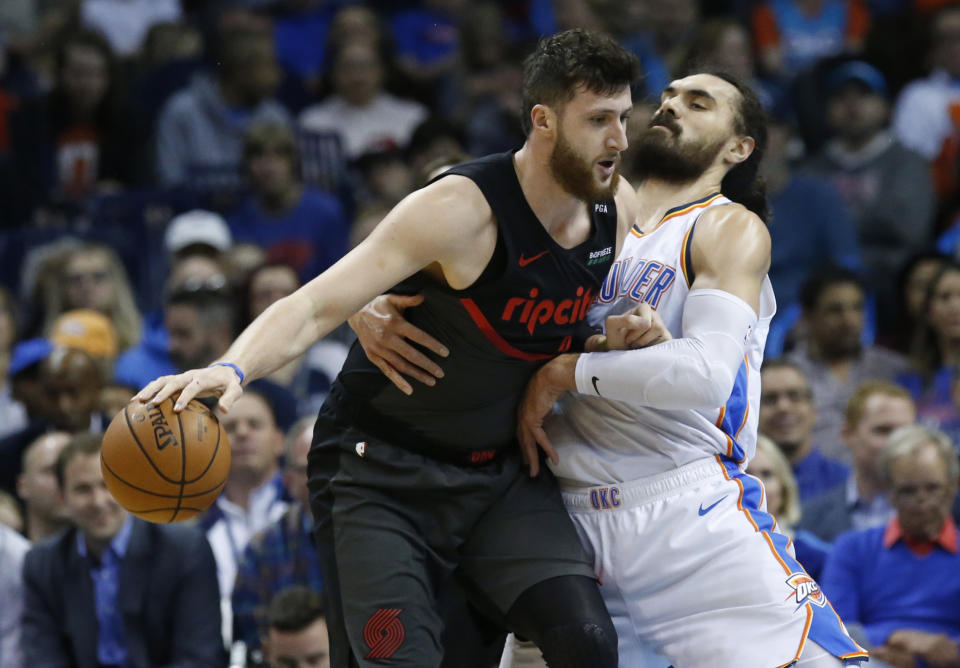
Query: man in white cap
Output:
[[164, 209, 233, 261]]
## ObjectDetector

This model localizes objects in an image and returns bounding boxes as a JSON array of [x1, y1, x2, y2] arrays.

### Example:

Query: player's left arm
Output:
[[517, 205, 769, 470]]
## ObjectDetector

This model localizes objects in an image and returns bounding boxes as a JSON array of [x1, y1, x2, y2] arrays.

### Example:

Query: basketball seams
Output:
[[182, 406, 222, 484], [123, 403, 183, 485], [171, 410, 187, 523], [102, 458, 227, 498], [105, 399, 228, 524]]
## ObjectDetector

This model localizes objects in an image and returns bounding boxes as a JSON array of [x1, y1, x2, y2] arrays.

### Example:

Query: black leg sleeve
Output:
[[504, 575, 618, 668]]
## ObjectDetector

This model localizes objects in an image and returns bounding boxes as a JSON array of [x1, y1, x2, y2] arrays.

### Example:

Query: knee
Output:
[[537, 620, 618, 668]]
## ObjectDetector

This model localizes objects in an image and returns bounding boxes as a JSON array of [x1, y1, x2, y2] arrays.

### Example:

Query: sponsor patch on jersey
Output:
[[587, 246, 614, 265], [785, 572, 826, 610]]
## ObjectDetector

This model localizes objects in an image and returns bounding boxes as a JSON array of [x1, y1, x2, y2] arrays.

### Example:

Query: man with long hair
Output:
[[515, 70, 865, 666]]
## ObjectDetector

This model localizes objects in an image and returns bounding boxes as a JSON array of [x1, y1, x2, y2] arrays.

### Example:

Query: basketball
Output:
[[100, 398, 230, 523]]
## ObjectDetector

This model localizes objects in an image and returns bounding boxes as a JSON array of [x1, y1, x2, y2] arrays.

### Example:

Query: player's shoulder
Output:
[[697, 201, 769, 245], [692, 201, 770, 273], [407, 174, 493, 228]]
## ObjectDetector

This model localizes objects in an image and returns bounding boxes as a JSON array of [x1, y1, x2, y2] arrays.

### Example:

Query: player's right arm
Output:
[[350, 174, 643, 393], [137, 176, 492, 412]]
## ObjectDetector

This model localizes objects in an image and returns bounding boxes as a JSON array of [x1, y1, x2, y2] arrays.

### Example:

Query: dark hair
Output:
[[55, 29, 115, 79], [242, 261, 300, 326], [53, 30, 119, 131], [799, 265, 864, 312], [520, 29, 639, 136], [166, 286, 237, 331], [698, 70, 770, 223], [406, 116, 467, 162], [760, 358, 810, 387], [55, 432, 103, 489], [215, 26, 274, 80], [910, 259, 960, 378], [268, 586, 325, 633]]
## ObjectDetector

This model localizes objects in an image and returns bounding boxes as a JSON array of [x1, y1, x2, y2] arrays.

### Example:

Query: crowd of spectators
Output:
[[1, 1, 960, 667]]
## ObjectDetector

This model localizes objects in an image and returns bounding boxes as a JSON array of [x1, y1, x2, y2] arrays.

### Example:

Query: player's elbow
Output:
[[658, 342, 738, 410], [693, 360, 738, 409]]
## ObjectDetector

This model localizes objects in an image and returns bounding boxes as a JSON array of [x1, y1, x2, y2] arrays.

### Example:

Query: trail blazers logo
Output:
[[364, 608, 405, 659], [785, 573, 825, 610]]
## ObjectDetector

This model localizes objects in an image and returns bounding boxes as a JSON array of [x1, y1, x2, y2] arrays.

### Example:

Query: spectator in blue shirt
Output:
[[759, 359, 850, 502], [799, 381, 916, 543], [820, 424, 960, 667], [228, 120, 348, 283], [21, 432, 224, 667]]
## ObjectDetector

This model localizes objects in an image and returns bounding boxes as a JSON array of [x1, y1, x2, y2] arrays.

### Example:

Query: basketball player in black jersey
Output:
[[138, 30, 641, 668]]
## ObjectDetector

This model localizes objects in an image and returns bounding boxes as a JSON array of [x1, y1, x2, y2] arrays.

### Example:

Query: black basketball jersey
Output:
[[333, 151, 618, 452]]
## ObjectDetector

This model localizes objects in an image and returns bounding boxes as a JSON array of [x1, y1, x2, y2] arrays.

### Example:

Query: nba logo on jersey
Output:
[[785, 573, 826, 609], [355, 441, 367, 458]]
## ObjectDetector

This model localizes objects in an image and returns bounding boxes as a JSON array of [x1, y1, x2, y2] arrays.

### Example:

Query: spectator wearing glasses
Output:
[[759, 360, 850, 502], [821, 425, 960, 667], [39, 243, 142, 353]]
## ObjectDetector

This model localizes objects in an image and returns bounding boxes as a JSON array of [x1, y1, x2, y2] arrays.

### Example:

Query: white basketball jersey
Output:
[[548, 192, 777, 487]]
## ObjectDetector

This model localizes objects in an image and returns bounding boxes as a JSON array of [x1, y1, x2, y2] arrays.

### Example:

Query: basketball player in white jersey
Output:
[[350, 72, 866, 666], [512, 72, 867, 667]]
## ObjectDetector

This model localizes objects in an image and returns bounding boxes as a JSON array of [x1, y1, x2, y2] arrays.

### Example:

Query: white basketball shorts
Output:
[[561, 455, 869, 668]]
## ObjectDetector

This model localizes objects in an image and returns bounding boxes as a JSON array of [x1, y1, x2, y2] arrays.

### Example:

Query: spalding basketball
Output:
[[100, 398, 230, 523]]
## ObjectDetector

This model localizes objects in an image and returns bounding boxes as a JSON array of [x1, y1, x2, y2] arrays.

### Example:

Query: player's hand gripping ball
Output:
[[100, 398, 230, 523]]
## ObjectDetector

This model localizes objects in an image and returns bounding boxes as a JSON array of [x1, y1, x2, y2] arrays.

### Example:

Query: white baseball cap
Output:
[[164, 210, 232, 255]]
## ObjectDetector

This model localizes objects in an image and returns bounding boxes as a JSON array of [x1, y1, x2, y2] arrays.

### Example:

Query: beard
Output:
[[632, 112, 726, 183], [549, 129, 619, 203]]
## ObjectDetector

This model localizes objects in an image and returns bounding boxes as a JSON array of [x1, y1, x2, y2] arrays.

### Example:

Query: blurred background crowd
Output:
[[1, 0, 960, 667]]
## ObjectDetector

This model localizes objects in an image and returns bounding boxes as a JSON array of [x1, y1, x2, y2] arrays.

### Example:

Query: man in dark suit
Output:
[[21, 432, 225, 668], [799, 380, 915, 542]]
